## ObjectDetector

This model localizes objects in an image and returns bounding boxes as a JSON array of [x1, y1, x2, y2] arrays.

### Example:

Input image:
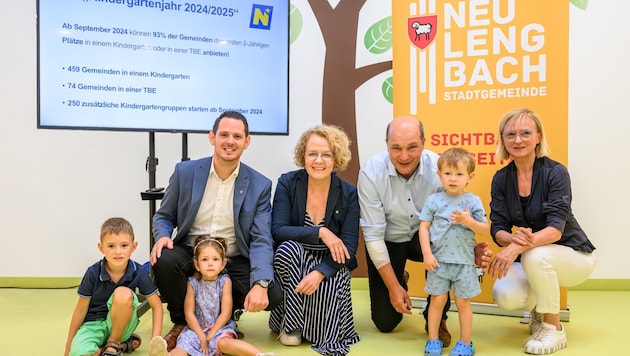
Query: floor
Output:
[[1, 285, 626, 355]]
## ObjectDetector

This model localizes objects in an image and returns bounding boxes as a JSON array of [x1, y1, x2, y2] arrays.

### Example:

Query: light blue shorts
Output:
[[424, 263, 481, 299]]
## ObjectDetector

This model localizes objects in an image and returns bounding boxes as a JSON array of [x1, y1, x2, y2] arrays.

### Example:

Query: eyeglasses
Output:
[[306, 151, 334, 162], [502, 130, 537, 142]]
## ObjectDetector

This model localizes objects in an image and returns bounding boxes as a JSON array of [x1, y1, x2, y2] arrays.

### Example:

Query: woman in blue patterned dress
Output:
[[149, 236, 275, 356], [269, 125, 360, 356]]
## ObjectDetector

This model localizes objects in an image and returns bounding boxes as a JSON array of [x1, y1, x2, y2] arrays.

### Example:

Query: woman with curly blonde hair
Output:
[[268, 124, 360, 356]]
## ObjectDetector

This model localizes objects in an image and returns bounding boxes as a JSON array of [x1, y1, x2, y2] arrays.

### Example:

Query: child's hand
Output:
[[450, 205, 472, 225], [424, 254, 439, 272], [200, 336, 210, 355]]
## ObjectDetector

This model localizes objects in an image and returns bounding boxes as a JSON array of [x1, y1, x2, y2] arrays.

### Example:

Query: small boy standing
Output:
[[419, 148, 490, 356], [65, 217, 163, 356]]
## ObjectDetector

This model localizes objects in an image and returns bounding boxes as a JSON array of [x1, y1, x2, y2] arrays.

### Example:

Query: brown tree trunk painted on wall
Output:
[[309, 0, 392, 276]]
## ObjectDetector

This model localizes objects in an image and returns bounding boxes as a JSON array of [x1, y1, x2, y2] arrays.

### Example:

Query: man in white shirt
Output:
[[358, 116, 491, 346]]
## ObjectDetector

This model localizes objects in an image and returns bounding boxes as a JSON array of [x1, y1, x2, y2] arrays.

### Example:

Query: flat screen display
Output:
[[37, 0, 289, 134]]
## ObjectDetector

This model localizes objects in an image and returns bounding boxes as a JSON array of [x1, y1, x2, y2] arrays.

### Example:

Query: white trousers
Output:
[[492, 244, 596, 314]]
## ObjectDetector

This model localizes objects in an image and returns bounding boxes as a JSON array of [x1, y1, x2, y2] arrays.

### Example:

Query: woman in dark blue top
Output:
[[488, 108, 596, 355], [268, 125, 360, 356]]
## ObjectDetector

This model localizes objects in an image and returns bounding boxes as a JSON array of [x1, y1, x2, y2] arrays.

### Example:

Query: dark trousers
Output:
[[366, 231, 450, 332], [153, 243, 281, 325]]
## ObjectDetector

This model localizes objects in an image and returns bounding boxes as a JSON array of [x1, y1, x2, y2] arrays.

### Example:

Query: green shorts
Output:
[[69, 292, 140, 356]]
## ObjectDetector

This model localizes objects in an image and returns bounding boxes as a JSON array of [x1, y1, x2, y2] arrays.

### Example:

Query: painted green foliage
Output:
[[570, 0, 589, 10], [364, 16, 393, 54], [364, 16, 394, 103], [381, 77, 394, 104], [290, 4, 302, 45]]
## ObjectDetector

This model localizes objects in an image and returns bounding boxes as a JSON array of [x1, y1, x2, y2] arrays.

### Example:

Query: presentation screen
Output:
[[37, 0, 289, 134]]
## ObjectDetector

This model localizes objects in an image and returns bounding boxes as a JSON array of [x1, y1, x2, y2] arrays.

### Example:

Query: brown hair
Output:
[[100, 217, 134, 241], [192, 235, 227, 280], [438, 147, 476, 174]]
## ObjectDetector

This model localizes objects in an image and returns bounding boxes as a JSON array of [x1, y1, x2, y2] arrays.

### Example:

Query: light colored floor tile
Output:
[[1, 287, 626, 355]]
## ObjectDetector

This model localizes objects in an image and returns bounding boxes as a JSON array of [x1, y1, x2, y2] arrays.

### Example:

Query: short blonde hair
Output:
[[496, 108, 551, 160], [294, 124, 352, 171], [438, 147, 476, 174]]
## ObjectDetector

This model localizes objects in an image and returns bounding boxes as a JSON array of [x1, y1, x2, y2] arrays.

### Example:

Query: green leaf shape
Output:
[[382, 76, 394, 104], [570, 0, 588, 10], [365, 16, 393, 54], [290, 4, 303, 44]]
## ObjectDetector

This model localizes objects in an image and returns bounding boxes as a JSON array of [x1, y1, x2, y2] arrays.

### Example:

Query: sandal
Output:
[[121, 333, 142, 353], [101, 342, 123, 356], [449, 341, 475, 356], [425, 339, 443, 356]]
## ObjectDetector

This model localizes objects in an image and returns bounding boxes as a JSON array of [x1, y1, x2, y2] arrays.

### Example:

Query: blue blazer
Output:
[[271, 169, 359, 278], [153, 156, 274, 282]]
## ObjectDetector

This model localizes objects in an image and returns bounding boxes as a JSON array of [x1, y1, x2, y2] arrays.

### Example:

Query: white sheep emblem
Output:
[[411, 22, 432, 41]]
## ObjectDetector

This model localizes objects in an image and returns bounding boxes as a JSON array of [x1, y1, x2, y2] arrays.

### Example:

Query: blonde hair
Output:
[[100, 217, 134, 241], [293, 124, 352, 171], [496, 108, 551, 160], [438, 147, 476, 174]]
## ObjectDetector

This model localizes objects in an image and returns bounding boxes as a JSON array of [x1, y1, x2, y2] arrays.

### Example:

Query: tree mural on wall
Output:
[[290, 0, 589, 185], [292, 1, 394, 184]]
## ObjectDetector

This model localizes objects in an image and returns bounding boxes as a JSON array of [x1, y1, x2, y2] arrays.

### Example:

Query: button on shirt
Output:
[[358, 150, 442, 244], [189, 163, 238, 256]]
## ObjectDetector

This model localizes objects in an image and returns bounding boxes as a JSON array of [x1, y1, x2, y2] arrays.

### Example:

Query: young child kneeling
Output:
[[65, 217, 163, 356]]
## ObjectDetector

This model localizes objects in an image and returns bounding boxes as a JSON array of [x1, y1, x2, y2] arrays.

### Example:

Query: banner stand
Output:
[[410, 298, 570, 322]]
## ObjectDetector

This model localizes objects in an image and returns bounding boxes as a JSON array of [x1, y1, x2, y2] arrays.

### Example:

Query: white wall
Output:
[[0, 0, 627, 280]]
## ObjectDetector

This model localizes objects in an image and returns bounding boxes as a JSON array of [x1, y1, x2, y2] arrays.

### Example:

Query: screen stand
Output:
[[138, 132, 164, 316], [137, 132, 190, 316]]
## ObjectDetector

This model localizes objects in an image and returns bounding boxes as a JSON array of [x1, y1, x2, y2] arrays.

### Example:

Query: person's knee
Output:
[[265, 285, 282, 311], [493, 286, 524, 310], [111, 287, 134, 306], [373, 318, 398, 333], [371, 311, 401, 333]]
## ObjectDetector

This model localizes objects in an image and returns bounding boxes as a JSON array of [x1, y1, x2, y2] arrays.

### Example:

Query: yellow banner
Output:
[[393, 0, 569, 306]]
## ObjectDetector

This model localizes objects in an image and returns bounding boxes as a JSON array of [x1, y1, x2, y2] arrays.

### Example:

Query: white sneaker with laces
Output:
[[524, 322, 567, 355], [279, 329, 302, 346]]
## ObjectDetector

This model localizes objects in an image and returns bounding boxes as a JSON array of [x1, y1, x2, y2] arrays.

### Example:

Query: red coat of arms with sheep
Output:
[[408, 15, 438, 50]]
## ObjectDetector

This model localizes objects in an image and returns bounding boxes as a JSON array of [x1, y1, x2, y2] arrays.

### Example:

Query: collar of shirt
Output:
[[209, 161, 240, 182]]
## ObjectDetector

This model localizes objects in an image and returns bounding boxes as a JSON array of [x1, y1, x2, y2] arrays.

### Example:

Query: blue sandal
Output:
[[425, 339, 443, 355], [449, 340, 475, 356]]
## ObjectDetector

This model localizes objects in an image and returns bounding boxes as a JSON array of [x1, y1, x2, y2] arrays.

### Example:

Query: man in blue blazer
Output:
[[150, 111, 281, 350]]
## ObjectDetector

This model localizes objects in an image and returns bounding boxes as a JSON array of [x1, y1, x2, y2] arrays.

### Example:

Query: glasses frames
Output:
[[306, 151, 334, 162], [502, 130, 537, 142]]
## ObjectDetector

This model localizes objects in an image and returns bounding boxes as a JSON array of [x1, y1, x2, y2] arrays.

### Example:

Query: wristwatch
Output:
[[254, 279, 272, 288]]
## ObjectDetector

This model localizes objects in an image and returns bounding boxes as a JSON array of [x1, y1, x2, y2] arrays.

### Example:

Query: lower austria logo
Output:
[[407, 15, 438, 50], [250, 4, 274, 30]]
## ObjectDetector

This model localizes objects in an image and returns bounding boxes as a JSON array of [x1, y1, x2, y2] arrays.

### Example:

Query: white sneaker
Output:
[[529, 307, 543, 335], [278, 329, 302, 346], [524, 322, 567, 355], [149, 336, 169, 356]]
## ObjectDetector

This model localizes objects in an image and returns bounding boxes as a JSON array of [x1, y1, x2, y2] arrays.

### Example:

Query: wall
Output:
[[0, 0, 627, 282]]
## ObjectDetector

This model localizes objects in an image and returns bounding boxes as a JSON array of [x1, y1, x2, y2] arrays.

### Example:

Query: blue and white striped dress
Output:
[[269, 213, 360, 356]]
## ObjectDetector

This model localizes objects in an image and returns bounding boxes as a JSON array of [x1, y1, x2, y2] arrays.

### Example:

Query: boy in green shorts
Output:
[[64, 217, 163, 356]]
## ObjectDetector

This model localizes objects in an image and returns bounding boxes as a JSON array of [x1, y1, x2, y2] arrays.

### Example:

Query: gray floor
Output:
[[1, 286, 626, 355]]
